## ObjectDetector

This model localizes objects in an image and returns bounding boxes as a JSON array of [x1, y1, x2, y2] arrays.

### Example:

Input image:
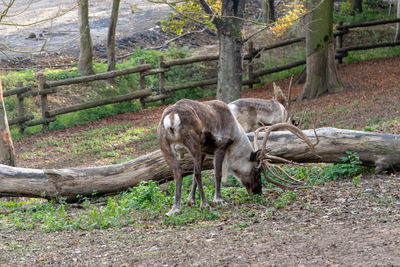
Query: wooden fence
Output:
[[4, 18, 400, 133]]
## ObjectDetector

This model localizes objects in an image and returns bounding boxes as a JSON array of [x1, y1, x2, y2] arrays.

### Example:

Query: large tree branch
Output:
[[1, 128, 399, 200]]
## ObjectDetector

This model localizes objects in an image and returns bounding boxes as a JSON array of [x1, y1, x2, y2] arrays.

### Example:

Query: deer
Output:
[[157, 99, 263, 216], [228, 79, 302, 133]]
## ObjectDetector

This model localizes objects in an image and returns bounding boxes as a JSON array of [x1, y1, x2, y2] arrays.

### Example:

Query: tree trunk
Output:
[[350, 0, 363, 13], [78, 0, 94, 75], [0, 77, 16, 167], [1, 128, 399, 200], [299, 0, 342, 100], [216, 0, 245, 103], [262, 0, 275, 23], [395, 0, 400, 41], [107, 0, 120, 72]]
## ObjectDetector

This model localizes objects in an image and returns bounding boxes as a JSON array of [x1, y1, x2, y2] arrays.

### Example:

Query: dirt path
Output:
[[0, 0, 171, 59]]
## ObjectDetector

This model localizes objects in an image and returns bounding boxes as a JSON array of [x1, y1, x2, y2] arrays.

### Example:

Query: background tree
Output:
[[156, 0, 246, 103], [350, 0, 362, 14], [299, 0, 342, 100], [262, 0, 275, 23], [157, 0, 306, 102], [78, 0, 94, 75], [211, 0, 246, 102], [0, 77, 15, 167], [107, 0, 121, 72], [396, 0, 400, 41]]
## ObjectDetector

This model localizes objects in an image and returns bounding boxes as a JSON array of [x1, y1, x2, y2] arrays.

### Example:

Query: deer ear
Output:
[[250, 150, 261, 162]]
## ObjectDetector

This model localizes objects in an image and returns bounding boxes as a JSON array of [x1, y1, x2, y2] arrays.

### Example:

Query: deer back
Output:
[[229, 98, 287, 132]]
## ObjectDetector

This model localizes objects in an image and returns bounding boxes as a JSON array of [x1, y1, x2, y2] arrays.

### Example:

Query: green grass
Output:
[[17, 122, 159, 165], [343, 46, 400, 63], [334, 2, 395, 24]]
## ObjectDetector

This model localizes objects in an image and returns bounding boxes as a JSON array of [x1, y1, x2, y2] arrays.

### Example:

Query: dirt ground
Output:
[[0, 0, 171, 60], [1, 174, 399, 266]]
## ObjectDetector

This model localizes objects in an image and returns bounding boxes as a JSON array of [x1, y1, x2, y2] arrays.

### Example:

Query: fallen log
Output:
[[0, 127, 399, 200]]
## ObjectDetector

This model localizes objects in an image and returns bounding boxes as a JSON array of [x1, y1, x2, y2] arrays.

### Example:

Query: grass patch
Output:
[[343, 46, 400, 63]]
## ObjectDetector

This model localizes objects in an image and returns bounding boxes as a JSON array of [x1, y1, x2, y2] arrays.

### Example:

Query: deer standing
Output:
[[228, 81, 301, 132], [157, 99, 262, 216]]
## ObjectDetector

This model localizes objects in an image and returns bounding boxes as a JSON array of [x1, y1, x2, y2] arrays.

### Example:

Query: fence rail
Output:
[[3, 18, 400, 132]]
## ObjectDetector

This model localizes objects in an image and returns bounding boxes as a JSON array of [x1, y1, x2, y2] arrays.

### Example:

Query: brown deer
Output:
[[228, 81, 301, 132], [157, 99, 262, 216]]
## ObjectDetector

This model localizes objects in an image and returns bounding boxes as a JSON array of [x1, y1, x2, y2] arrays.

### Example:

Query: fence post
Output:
[[16, 82, 26, 134], [158, 55, 166, 105], [139, 58, 146, 109], [336, 21, 344, 64], [247, 41, 255, 89], [38, 74, 49, 132]]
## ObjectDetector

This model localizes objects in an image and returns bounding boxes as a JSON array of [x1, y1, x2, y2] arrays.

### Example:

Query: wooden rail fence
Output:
[[3, 18, 400, 132]]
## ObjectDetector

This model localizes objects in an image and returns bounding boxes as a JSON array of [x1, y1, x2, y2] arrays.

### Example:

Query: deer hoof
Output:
[[166, 207, 181, 216], [200, 202, 210, 210], [213, 198, 226, 206], [185, 196, 196, 206]]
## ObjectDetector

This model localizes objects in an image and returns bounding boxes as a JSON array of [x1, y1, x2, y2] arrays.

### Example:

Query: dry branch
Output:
[[1, 127, 399, 200]]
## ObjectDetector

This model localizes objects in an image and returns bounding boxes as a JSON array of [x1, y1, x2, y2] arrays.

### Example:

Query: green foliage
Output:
[[323, 151, 371, 181], [334, 1, 394, 23], [276, 152, 372, 186], [272, 191, 297, 209], [343, 47, 400, 63]]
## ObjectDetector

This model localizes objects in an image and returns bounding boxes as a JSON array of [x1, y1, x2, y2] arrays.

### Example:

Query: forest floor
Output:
[[0, 55, 399, 266]]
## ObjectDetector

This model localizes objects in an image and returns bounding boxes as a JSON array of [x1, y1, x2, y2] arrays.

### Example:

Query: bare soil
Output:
[[0, 0, 171, 60], [1, 175, 399, 266]]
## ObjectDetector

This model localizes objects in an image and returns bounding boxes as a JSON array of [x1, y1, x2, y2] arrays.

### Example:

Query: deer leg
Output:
[[186, 178, 197, 206], [167, 166, 183, 216], [188, 151, 208, 210], [186, 154, 205, 206], [213, 149, 227, 205]]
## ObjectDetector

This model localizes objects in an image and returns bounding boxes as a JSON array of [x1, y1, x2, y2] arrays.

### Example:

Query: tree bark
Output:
[[299, 0, 342, 100], [395, 0, 400, 41], [0, 77, 16, 167], [78, 0, 94, 75], [262, 0, 275, 23], [1, 128, 399, 200], [216, 0, 245, 103], [350, 0, 363, 13], [107, 0, 120, 72]]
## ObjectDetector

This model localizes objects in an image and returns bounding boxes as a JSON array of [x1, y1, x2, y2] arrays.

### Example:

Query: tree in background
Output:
[[396, 0, 400, 41], [350, 0, 362, 14], [107, 0, 121, 72], [78, 0, 94, 75], [212, 0, 246, 102], [155, 0, 305, 102], [155, 0, 245, 103], [0, 77, 15, 167], [262, 0, 275, 23], [299, 0, 342, 100]]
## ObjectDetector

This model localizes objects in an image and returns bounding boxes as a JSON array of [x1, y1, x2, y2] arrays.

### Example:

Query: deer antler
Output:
[[253, 122, 320, 189], [285, 75, 294, 123]]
